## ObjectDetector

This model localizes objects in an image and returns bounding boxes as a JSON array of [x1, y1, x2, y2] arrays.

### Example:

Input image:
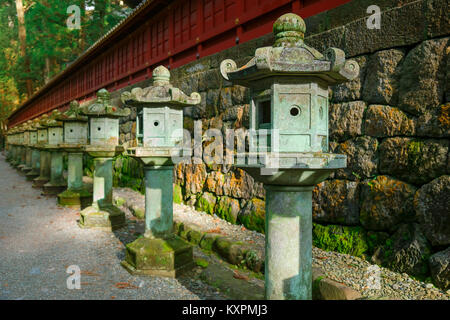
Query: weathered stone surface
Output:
[[399, 38, 449, 115], [215, 196, 240, 224], [184, 163, 207, 196], [334, 136, 378, 180], [376, 224, 431, 277], [416, 103, 450, 138], [414, 175, 450, 246], [429, 247, 450, 290], [198, 69, 222, 91], [331, 56, 367, 102], [222, 169, 254, 200], [120, 121, 133, 134], [238, 198, 265, 234], [424, 0, 450, 39], [173, 184, 183, 204], [312, 180, 360, 225], [195, 192, 217, 215], [364, 105, 415, 137], [329, 101, 366, 142], [360, 176, 416, 232], [343, 1, 426, 57], [362, 49, 404, 105], [379, 138, 449, 185], [205, 170, 226, 196]]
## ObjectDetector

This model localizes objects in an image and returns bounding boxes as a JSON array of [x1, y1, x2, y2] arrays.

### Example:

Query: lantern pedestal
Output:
[[237, 153, 346, 300], [32, 149, 51, 188], [20, 147, 33, 174], [57, 150, 92, 209], [26, 149, 41, 181], [42, 148, 67, 195], [79, 148, 125, 231], [121, 150, 194, 277], [16, 146, 27, 172], [9, 146, 17, 166]]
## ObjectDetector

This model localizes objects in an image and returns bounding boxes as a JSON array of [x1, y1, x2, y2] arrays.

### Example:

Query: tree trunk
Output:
[[15, 0, 33, 97]]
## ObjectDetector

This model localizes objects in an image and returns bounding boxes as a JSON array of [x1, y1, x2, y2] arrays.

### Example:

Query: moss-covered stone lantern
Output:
[[25, 118, 42, 181], [32, 114, 52, 188], [41, 110, 67, 195], [15, 124, 26, 171], [20, 120, 35, 175], [6, 128, 17, 166], [119, 65, 201, 277], [220, 13, 359, 300], [78, 88, 130, 231], [57, 100, 92, 209]]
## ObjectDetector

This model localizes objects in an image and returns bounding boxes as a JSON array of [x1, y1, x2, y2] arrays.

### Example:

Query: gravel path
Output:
[[115, 187, 450, 300], [0, 154, 224, 300]]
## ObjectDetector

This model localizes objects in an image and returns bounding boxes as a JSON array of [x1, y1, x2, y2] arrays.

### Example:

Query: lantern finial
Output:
[[272, 13, 306, 47]]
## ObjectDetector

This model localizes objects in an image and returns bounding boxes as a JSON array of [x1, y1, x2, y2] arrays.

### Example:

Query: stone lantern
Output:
[[20, 120, 34, 175], [120, 65, 201, 277], [78, 88, 130, 231], [25, 118, 42, 181], [41, 110, 67, 195], [57, 100, 92, 209], [7, 128, 18, 166], [220, 13, 359, 300], [15, 125, 26, 171], [5, 130, 13, 162], [32, 114, 52, 188]]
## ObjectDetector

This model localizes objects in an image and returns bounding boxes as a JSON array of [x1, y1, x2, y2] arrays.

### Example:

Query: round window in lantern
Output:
[[290, 106, 301, 117], [97, 127, 101, 131], [154, 121, 159, 127]]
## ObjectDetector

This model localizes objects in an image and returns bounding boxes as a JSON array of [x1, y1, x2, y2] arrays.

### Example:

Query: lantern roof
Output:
[[81, 88, 131, 118], [58, 100, 88, 122], [220, 13, 359, 86], [121, 65, 201, 108], [45, 110, 64, 128]]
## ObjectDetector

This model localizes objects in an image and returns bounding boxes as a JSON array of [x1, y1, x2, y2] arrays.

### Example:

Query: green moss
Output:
[[312, 223, 369, 258], [195, 193, 216, 215], [215, 196, 239, 224], [115, 197, 126, 207], [237, 213, 265, 234], [195, 258, 209, 268], [173, 184, 183, 204]]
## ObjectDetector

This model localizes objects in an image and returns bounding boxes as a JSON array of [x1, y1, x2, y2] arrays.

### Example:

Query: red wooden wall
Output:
[[8, 0, 351, 127]]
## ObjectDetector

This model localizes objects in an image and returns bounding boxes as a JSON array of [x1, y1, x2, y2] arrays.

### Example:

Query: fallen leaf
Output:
[[316, 256, 328, 260], [36, 197, 41, 199], [206, 227, 221, 234], [81, 282, 92, 286], [81, 270, 100, 277], [247, 240, 255, 244], [111, 296, 116, 300], [241, 226, 246, 231], [233, 270, 249, 281], [114, 282, 138, 289]]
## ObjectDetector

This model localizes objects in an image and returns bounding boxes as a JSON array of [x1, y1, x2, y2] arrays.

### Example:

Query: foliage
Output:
[[0, 0, 132, 134]]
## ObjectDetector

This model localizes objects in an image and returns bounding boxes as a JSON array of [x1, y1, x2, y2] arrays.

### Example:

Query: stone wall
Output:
[[95, 0, 449, 288]]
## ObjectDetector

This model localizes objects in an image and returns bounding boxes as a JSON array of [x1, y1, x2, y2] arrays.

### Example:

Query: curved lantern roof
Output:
[[46, 110, 64, 128], [58, 100, 88, 122], [80, 88, 131, 118], [220, 13, 359, 87], [121, 66, 201, 108]]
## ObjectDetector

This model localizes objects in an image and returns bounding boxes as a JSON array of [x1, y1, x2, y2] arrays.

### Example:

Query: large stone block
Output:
[[312, 180, 360, 225], [373, 223, 431, 277], [334, 136, 378, 180], [379, 138, 449, 185], [184, 163, 207, 196], [195, 192, 217, 215], [237, 198, 265, 234], [362, 49, 405, 105], [364, 105, 415, 137], [360, 176, 417, 232], [398, 38, 449, 115], [414, 175, 450, 246], [329, 101, 366, 142], [416, 103, 450, 138], [429, 247, 450, 290]]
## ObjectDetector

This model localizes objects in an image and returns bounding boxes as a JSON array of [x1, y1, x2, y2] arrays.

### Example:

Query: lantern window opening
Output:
[[257, 100, 271, 128]]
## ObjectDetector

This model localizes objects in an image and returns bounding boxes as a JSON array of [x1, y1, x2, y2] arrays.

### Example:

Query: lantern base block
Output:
[[121, 236, 194, 278], [25, 169, 40, 181], [21, 166, 32, 174], [42, 181, 67, 196], [58, 188, 93, 210], [32, 176, 50, 188], [78, 204, 126, 231]]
